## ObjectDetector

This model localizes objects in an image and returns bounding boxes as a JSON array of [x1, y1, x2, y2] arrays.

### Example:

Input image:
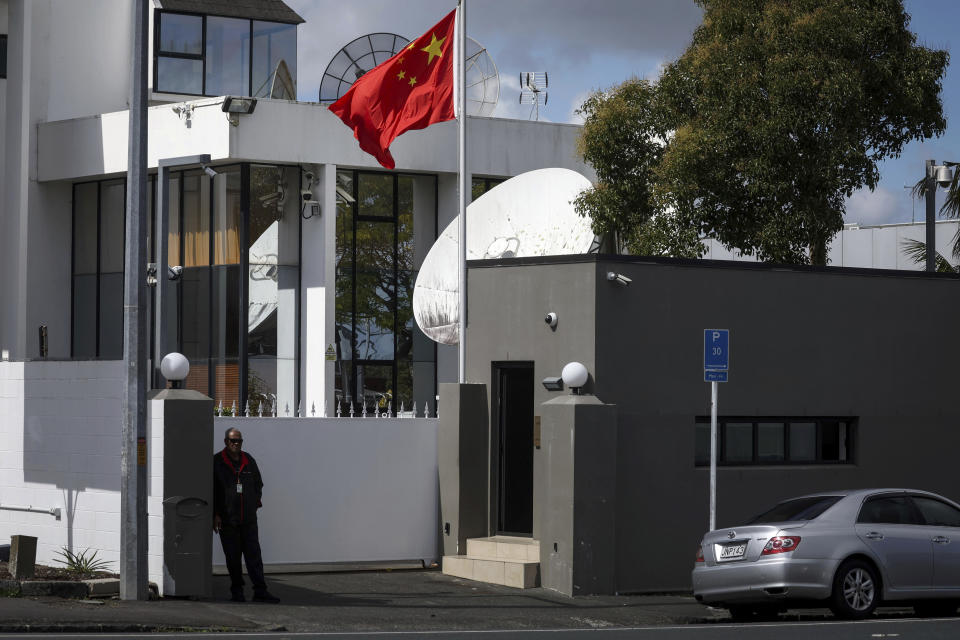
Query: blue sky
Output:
[[288, 0, 959, 227]]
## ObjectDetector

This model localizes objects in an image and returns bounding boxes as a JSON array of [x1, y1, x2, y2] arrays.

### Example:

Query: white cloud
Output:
[[844, 186, 908, 226]]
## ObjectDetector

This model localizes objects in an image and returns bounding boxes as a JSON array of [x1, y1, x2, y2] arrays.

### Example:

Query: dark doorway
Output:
[[492, 362, 534, 536]]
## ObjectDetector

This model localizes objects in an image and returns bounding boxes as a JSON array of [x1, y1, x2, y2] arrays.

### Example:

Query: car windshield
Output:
[[748, 495, 843, 524]]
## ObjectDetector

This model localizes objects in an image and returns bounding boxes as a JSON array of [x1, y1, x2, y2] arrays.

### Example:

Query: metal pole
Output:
[[457, 0, 467, 384], [926, 159, 936, 273], [121, 0, 149, 601], [709, 380, 718, 532]]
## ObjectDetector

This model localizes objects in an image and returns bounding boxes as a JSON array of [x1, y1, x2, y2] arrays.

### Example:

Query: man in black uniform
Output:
[[213, 427, 279, 603]]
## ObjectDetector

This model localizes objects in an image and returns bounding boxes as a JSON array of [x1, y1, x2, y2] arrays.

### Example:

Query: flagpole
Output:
[[457, 0, 467, 384]]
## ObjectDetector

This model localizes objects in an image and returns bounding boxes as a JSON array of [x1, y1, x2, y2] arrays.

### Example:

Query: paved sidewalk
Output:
[[0, 569, 724, 633]]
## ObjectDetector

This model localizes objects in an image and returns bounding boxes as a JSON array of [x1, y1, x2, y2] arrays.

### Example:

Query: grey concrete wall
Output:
[[468, 256, 960, 593], [536, 394, 617, 596], [438, 383, 489, 556]]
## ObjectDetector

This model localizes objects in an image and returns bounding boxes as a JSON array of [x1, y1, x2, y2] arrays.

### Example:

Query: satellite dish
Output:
[[269, 60, 296, 100], [320, 33, 499, 116], [412, 168, 596, 345], [319, 33, 411, 104], [465, 37, 499, 117]]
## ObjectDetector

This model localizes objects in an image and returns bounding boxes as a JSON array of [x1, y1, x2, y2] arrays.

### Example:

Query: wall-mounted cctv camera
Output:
[[606, 271, 632, 287], [167, 265, 183, 281], [544, 312, 558, 330]]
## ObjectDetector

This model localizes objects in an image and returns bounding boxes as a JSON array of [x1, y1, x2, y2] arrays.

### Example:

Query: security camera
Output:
[[606, 271, 632, 287], [301, 189, 314, 203], [167, 265, 183, 281], [544, 312, 558, 329]]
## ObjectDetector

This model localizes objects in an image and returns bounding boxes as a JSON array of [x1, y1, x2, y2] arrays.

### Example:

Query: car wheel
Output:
[[830, 559, 879, 620], [914, 600, 959, 617]]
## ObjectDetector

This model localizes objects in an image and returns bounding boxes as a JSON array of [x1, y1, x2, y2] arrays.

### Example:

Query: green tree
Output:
[[577, 0, 949, 264]]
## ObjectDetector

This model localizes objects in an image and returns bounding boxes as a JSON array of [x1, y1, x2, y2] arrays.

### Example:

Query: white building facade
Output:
[[1, 0, 593, 415]]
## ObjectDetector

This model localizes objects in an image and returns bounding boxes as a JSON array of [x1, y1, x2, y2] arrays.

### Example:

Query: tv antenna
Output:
[[319, 33, 411, 104], [519, 71, 548, 121]]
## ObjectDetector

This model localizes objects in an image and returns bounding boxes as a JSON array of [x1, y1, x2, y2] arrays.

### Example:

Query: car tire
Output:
[[913, 600, 959, 617], [830, 559, 880, 620]]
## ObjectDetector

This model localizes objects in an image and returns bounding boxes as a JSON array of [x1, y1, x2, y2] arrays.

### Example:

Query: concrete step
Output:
[[465, 536, 540, 562], [441, 555, 540, 589]]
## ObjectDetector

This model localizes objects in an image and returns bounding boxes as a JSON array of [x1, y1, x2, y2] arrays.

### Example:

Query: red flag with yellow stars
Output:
[[329, 10, 456, 169]]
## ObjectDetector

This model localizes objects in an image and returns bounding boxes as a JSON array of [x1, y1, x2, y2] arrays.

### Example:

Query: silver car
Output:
[[693, 488, 960, 620]]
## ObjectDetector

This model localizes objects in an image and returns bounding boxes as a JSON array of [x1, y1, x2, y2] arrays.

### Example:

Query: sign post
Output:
[[704, 329, 729, 532]]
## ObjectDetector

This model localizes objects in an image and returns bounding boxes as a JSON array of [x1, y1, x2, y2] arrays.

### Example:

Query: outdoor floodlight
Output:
[[221, 96, 257, 115], [160, 352, 190, 382], [542, 376, 563, 391], [561, 361, 589, 390]]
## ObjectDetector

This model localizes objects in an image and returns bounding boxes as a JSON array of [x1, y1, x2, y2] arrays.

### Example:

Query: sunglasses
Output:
[[228, 438, 243, 444]]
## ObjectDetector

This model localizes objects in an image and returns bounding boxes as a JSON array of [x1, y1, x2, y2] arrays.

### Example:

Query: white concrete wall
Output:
[[0, 361, 439, 582], [0, 360, 128, 571], [704, 220, 960, 269], [212, 416, 440, 568]]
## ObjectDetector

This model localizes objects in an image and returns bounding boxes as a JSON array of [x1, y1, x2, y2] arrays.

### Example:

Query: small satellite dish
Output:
[[319, 33, 411, 104], [269, 60, 296, 100], [465, 37, 499, 117], [412, 168, 596, 345]]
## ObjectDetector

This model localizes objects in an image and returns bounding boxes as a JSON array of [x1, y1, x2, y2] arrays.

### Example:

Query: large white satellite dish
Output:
[[413, 168, 595, 345]]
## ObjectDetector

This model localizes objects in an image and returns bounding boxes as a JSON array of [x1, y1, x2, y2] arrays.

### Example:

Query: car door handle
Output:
[[933, 536, 950, 544], [865, 532, 884, 540]]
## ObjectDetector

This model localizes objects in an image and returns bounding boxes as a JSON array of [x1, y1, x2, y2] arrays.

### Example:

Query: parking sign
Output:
[[704, 329, 729, 371]]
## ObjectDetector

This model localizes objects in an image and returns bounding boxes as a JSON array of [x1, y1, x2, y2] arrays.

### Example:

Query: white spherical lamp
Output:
[[561, 361, 589, 389], [160, 352, 190, 382]]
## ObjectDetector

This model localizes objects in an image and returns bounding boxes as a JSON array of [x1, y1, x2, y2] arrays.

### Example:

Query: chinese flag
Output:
[[329, 10, 457, 169]]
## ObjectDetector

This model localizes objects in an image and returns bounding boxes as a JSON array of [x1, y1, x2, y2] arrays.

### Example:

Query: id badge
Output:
[[236, 483, 243, 494]]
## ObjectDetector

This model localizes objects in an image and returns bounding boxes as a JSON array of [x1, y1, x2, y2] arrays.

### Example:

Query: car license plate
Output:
[[718, 542, 747, 561]]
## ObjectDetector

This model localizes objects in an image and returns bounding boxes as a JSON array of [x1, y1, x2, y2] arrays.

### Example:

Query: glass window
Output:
[[182, 173, 210, 267], [98, 181, 125, 360], [724, 422, 752, 463], [211, 265, 241, 409], [159, 13, 202, 54], [358, 173, 394, 218], [820, 420, 848, 461], [790, 422, 817, 461], [471, 177, 505, 201], [757, 422, 785, 461], [858, 496, 922, 525], [252, 21, 297, 97], [73, 183, 99, 276], [913, 497, 960, 527], [205, 17, 250, 97], [749, 495, 843, 524], [157, 57, 203, 95], [213, 169, 242, 265], [155, 13, 297, 98]]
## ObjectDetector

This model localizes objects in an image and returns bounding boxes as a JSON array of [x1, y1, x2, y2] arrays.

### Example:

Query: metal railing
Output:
[[214, 398, 437, 419]]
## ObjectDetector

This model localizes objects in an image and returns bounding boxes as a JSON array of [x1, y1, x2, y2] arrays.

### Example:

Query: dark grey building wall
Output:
[[468, 256, 960, 593]]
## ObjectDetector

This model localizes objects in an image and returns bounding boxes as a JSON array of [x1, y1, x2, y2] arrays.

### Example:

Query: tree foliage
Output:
[[576, 0, 949, 264]]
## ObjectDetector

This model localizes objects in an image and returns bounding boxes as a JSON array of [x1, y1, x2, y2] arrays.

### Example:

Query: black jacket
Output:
[[213, 449, 263, 526]]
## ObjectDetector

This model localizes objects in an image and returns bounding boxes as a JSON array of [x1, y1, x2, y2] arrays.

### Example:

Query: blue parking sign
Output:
[[704, 329, 729, 371]]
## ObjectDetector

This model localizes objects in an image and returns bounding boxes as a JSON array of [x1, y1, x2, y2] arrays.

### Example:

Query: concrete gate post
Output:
[[535, 394, 617, 596], [437, 383, 489, 557], [148, 389, 213, 598]]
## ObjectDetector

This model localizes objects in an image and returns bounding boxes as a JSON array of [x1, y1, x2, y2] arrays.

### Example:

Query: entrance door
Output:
[[493, 362, 534, 536]]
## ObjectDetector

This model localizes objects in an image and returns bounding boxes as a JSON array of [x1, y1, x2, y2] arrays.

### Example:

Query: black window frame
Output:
[[1, 34, 7, 79], [71, 164, 301, 413], [153, 10, 296, 98], [694, 417, 856, 466], [335, 168, 439, 413]]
